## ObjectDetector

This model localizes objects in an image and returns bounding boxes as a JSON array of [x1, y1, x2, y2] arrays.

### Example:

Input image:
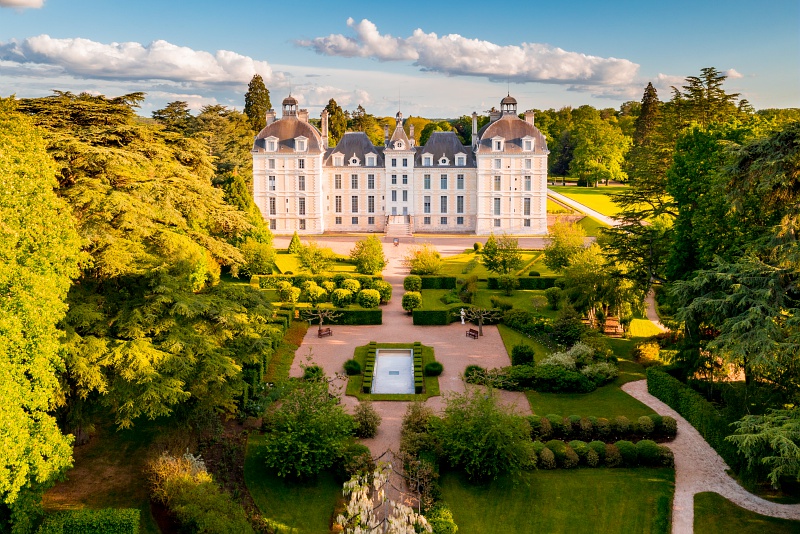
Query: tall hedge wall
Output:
[[487, 276, 557, 290], [412, 307, 461, 325], [419, 276, 457, 290], [646, 367, 743, 471], [37, 509, 140, 534], [326, 308, 382, 325]]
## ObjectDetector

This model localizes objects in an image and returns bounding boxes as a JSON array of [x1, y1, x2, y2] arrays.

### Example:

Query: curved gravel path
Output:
[[645, 288, 668, 332], [622, 380, 800, 532]]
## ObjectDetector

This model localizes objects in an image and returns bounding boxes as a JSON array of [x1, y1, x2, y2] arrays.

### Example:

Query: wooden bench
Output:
[[466, 328, 479, 339], [317, 328, 333, 338]]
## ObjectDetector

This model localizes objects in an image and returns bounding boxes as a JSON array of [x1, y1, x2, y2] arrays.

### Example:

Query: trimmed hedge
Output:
[[325, 308, 382, 325], [487, 276, 557, 290], [646, 367, 742, 471], [528, 413, 677, 443], [419, 276, 457, 290], [255, 273, 383, 289], [412, 307, 460, 325], [37, 509, 140, 534]]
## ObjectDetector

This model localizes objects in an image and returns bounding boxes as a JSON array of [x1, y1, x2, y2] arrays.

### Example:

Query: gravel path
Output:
[[645, 288, 668, 332], [622, 380, 800, 532], [547, 188, 620, 227]]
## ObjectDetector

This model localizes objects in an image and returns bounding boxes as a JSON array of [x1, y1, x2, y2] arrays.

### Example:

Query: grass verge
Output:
[[346, 343, 440, 401], [577, 215, 610, 237], [441, 467, 674, 534], [245, 433, 340, 533], [629, 318, 664, 338], [264, 320, 309, 382], [497, 324, 552, 362], [549, 185, 628, 217], [694, 492, 800, 533]]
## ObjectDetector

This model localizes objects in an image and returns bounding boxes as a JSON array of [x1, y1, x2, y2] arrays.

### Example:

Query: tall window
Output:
[[391, 175, 397, 185], [423, 196, 431, 214], [391, 158, 397, 167], [424, 174, 431, 189], [457, 174, 464, 190], [524, 140, 533, 151], [351, 196, 359, 213], [402, 190, 408, 202], [269, 219, 276, 230], [335, 174, 342, 189], [268, 159, 275, 169], [367, 174, 375, 189], [267, 141, 276, 151], [298, 198, 306, 215], [524, 197, 531, 216], [494, 140, 502, 151], [298, 176, 305, 191], [440, 174, 447, 189], [391, 190, 397, 201], [268, 176, 276, 191], [424, 156, 432, 166], [351, 174, 358, 189], [402, 158, 408, 166], [269, 197, 276, 215], [402, 175, 408, 185], [298, 159, 305, 169], [299, 219, 306, 230], [335, 195, 342, 213], [440, 196, 448, 214], [494, 158, 501, 169], [493, 197, 501, 215], [457, 195, 464, 214], [524, 176, 532, 191], [368, 196, 375, 213], [494, 176, 501, 191], [525, 159, 532, 170]]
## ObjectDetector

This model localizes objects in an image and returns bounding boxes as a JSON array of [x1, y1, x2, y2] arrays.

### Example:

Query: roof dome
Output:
[[282, 95, 298, 106], [500, 95, 517, 105]]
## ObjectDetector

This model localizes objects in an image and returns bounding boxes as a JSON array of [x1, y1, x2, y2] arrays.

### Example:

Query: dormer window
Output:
[[265, 136, 278, 152], [522, 136, 534, 152], [439, 156, 450, 166], [295, 136, 308, 152], [349, 154, 361, 166], [423, 155, 433, 167], [394, 140, 405, 150], [366, 155, 376, 166], [333, 155, 344, 166], [455, 154, 466, 166], [492, 137, 505, 152]]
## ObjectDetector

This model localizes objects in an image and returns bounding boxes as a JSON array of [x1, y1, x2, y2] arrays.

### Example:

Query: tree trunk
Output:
[[478, 316, 484, 336]]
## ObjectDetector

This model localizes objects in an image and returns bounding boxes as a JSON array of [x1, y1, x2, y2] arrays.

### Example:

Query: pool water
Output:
[[371, 349, 414, 394]]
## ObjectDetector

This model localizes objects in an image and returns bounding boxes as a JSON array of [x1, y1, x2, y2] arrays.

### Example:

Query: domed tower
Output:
[[500, 94, 517, 115], [282, 95, 298, 118]]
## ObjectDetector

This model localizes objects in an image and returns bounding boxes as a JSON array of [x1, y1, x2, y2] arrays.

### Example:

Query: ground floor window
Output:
[[299, 219, 306, 230], [269, 219, 276, 230], [440, 217, 448, 225], [335, 216, 342, 225], [457, 216, 464, 225], [494, 218, 501, 227], [424, 216, 431, 225], [352, 216, 358, 225], [524, 219, 531, 227], [368, 216, 375, 225]]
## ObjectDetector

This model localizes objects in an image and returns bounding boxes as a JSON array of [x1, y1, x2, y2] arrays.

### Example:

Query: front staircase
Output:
[[384, 215, 413, 237]]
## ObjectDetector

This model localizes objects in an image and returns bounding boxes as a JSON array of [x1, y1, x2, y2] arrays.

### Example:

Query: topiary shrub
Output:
[[545, 440, 567, 465], [404, 275, 422, 291], [401, 291, 422, 313], [578, 417, 593, 440], [287, 231, 302, 253], [615, 440, 638, 466], [604, 444, 622, 467], [611, 416, 631, 437], [341, 279, 361, 293], [595, 418, 611, 440], [544, 286, 562, 310], [473, 242, 482, 252], [332, 273, 352, 287], [569, 440, 590, 463], [424, 361, 444, 377], [357, 289, 381, 308], [588, 440, 607, 461], [372, 280, 393, 303], [321, 280, 336, 293], [489, 296, 514, 311], [528, 416, 553, 441], [426, 503, 458, 534], [354, 401, 381, 438], [529, 271, 541, 277], [658, 445, 675, 467], [648, 414, 663, 432], [635, 439, 661, 466], [586, 448, 600, 467], [510, 344, 536, 366], [538, 447, 556, 469], [463, 365, 485, 384], [661, 416, 678, 437], [343, 359, 362, 376], [331, 288, 353, 307], [637, 415, 655, 435], [563, 445, 579, 469], [545, 414, 566, 438], [37, 509, 140, 534], [337, 442, 374, 480]]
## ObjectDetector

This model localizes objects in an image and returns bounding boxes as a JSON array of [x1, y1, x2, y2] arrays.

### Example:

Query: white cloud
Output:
[[725, 68, 744, 79], [298, 18, 639, 87], [0, 35, 281, 86], [0, 0, 44, 8]]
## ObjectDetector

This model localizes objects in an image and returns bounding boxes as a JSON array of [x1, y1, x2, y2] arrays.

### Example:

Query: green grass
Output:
[[694, 492, 800, 533], [272, 252, 358, 275], [346, 343, 440, 400], [497, 324, 552, 362], [577, 215, 610, 237], [474, 289, 555, 319], [437, 251, 541, 278], [245, 433, 340, 533], [629, 318, 663, 338], [547, 198, 573, 214], [441, 468, 674, 534], [420, 289, 452, 309], [549, 185, 629, 217], [264, 321, 309, 382]]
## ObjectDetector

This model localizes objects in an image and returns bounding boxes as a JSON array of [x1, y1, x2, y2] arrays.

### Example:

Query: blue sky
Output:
[[1, 0, 797, 118]]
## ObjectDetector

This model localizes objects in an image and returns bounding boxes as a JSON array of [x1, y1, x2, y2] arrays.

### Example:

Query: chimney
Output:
[[384, 124, 390, 147], [409, 124, 415, 144], [524, 110, 535, 126], [489, 108, 501, 124], [471, 112, 478, 149], [297, 108, 309, 122], [320, 109, 329, 147], [265, 109, 276, 126]]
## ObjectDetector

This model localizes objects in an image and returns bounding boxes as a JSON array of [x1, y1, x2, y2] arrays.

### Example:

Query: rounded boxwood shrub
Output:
[[635, 439, 661, 466], [658, 445, 675, 467], [538, 447, 556, 469], [637, 415, 655, 435], [332, 273, 352, 286], [532, 440, 546, 455], [303, 365, 325, 381], [331, 288, 353, 307], [568, 440, 590, 462], [545, 440, 567, 464], [578, 417, 593, 440], [357, 289, 381, 308], [595, 418, 611, 440], [615, 440, 638, 466], [404, 275, 422, 291], [341, 279, 361, 293], [372, 280, 392, 303], [545, 414, 566, 438], [661, 416, 678, 436], [473, 242, 483, 252], [588, 440, 606, 460], [528, 416, 553, 441], [321, 280, 336, 293], [648, 413, 663, 431], [463, 364, 485, 383], [424, 361, 444, 377], [563, 445, 579, 469], [567, 415, 582, 432], [604, 444, 622, 467], [528, 270, 541, 277], [427, 504, 458, 534], [612, 416, 631, 437], [354, 401, 381, 438], [401, 291, 422, 313], [343, 359, 361, 376], [510, 344, 536, 366], [586, 448, 600, 467]]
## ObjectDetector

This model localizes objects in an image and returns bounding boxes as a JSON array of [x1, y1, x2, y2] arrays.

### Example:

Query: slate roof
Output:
[[416, 131, 474, 167], [476, 114, 548, 154], [323, 132, 385, 166], [252, 116, 325, 154]]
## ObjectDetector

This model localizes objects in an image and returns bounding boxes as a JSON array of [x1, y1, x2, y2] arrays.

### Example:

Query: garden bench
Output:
[[466, 329, 479, 339], [318, 328, 333, 337]]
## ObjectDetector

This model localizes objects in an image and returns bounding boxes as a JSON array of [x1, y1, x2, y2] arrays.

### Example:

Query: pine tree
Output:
[[287, 231, 302, 253], [324, 98, 347, 147], [244, 74, 271, 133]]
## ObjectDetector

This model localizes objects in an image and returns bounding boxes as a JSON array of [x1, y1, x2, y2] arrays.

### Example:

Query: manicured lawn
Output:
[[694, 492, 800, 533], [346, 343, 440, 401], [577, 215, 610, 237], [272, 252, 358, 275], [629, 318, 663, 338], [245, 433, 340, 533], [497, 324, 554, 361], [420, 289, 452, 309], [474, 289, 555, 318], [550, 185, 628, 217], [437, 251, 541, 278], [547, 198, 573, 214], [264, 320, 309, 382], [441, 468, 674, 534]]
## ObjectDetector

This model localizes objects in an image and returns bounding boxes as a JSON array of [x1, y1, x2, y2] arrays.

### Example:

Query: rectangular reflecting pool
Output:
[[371, 349, 414, 394]]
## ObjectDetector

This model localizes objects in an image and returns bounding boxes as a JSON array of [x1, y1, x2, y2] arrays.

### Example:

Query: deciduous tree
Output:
[[350, 235, 387, 274], [481, 234, 523, 275]]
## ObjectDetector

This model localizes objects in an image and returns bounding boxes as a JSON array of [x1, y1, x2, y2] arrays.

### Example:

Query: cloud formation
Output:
[[0, 0, 43, 8], [298, 18, 639, 87], [0, 35, 280, 85]]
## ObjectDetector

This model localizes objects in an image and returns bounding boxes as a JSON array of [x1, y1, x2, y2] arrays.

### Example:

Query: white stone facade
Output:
[[252, 95, 548, 235]]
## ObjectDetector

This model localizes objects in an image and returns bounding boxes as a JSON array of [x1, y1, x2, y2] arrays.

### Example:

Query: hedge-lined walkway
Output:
[[622, 380, 800, 533]]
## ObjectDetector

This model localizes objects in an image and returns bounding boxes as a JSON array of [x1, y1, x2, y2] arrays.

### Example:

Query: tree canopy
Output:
[[243, 74, 271, 132]]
